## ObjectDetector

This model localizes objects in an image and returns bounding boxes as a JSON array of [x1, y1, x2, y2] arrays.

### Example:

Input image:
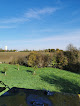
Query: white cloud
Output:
[[25, 7, 58, 19], [6, 30, 80, 50], [0, 26, 15, 28], [0, 7, 58, 24], [0, 18, 29, 24], [32, 29, 54, 33], [8, 30, 80, 42]]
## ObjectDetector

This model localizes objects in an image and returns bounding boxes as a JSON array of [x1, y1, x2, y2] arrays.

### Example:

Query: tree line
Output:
[[9, 44, 80, 74]]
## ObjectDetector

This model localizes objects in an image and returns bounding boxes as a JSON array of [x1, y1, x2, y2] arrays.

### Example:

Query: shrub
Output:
[[17, 57, 28, 66], [38, 54, 51, 67], [56, 51, 68, 69], [27, 52, 52, 68], [10, 57, 18, 64], [64, 50, 79, 64], [27, 51, 39, 67], [65, 62, 80, 73], [52, 53, 57, 68], [10, 56, 28, 66]]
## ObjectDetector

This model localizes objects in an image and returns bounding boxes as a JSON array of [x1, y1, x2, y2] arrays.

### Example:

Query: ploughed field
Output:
[[0, 52, 30, 63], [0, 64, 80, 95]]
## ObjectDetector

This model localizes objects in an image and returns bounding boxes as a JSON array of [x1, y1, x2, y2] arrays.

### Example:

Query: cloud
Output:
[[25, 7, 58, 19], [3, 29, 80, 50], [0, 7, 58, 24], [0, 26, 15, 28], [6, 29, 80, 43], [32, 29, 54, 33], [0, 18, 29, 24]]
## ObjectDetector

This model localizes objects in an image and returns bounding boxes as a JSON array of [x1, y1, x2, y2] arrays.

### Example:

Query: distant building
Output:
[[5, 46, 7, 51], [15, 50, 18, 52]]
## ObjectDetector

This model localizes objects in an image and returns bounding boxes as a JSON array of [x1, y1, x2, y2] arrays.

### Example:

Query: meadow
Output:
[[0, 64, 80, 95]]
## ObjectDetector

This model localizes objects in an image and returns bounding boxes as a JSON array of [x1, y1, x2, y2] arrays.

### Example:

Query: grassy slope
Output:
[[0, 64, 80, 95]]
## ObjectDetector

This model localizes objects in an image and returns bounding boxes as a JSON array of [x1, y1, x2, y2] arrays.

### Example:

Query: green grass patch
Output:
[[0, 64, 80, 95]]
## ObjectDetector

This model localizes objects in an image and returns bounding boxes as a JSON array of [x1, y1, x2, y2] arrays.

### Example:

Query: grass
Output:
[[0, 64, 80, 95]]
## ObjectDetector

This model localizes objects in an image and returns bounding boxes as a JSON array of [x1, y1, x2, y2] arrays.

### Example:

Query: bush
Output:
[[64, 62, 80, 73], [64, 50, 79, 64], [10, 56, 28, 66], [39, 53, 51, 67], [27, 52, 39, 67], [10, 57, 18, 64], [52, 53, 57, 68], [17, 57, 28, 66], [27, 52, 52, 67], [56, 51, 68, 69]]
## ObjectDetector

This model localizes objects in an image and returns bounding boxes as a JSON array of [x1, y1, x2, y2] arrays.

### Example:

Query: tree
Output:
[[27, 51, 39, 67], [27, 52, 51, 68], [16, 64, 19, 70], [27, 52, 39, 75], [51, 49, 55, 52], [33, 65, 38, 75], [64, 44, 80, 73], [3, 66, 8, 75], [66, 44, 79, 64], [56, 51, 68, 69], [52, 53, 57, 68], [66, 44, 77, 52]]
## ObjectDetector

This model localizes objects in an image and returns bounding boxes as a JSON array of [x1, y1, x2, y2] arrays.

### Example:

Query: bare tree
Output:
[[66, 44, 77, 51]]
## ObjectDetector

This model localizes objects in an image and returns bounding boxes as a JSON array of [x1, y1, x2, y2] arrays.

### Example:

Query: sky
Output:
[[0, 0, 80, 50]]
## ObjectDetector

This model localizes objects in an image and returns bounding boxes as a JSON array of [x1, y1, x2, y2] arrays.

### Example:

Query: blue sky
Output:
[[0, 0, 80, 50]]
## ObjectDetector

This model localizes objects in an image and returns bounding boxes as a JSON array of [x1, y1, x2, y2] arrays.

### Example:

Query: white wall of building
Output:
[[5, 46, 7, 51]]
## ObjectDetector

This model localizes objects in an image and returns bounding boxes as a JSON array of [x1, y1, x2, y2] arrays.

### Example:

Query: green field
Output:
[[0, 64, 80, 95]]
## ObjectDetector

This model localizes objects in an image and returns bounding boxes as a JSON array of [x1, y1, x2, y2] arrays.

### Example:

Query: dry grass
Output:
[[0, 52, 30, 63]]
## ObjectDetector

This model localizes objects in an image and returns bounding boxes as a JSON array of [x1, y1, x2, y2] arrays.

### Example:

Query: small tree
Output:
[[27, 51, 38, 67], [16, 64, 19, 70], [66, 44, 77, 51], [33, 65, 38, 75], [66, 44, 79, 64], [3, 66, 8, 75], [64, 44, 79, 73], [39, 53, 51, 67]]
